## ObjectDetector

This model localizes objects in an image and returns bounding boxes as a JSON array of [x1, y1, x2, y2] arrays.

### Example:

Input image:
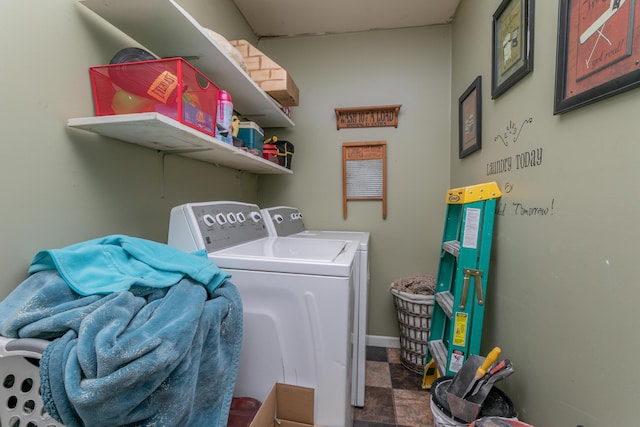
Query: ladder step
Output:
[[428, 340, 448, 375], [435, 291, 454, 319], [443, 240, 460, 257]]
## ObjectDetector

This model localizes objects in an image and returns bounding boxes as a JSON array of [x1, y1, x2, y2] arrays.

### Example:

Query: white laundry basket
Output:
[[0, 336, 64, 427]]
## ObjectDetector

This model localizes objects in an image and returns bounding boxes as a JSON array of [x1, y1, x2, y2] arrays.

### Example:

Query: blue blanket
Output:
[[0, 235, 243, 427], [28, 234, 230, 296]]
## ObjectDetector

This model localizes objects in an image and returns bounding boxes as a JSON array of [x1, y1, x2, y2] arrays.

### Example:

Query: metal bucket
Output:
[[431, 376, 517, 426]]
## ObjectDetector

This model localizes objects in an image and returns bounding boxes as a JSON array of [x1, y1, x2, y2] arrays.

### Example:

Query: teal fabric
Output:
[[0, 235, 243, 427], [28, 234, 230, 296], [38, 278, 243, 427]]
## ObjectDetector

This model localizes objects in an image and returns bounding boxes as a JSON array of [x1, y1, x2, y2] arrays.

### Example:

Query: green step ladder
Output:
[[423, 182, 501, 388]]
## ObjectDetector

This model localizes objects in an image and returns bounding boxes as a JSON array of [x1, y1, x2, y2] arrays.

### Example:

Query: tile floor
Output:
[[353, 346, 433, 427]]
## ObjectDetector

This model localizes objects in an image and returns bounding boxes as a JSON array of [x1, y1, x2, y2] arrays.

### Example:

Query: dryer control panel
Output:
[[261, 206, 306, 237], [168, 201, 269, 253]]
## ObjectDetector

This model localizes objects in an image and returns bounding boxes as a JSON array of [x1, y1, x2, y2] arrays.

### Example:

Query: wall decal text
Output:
[[496, 198, 556, 217], [487, 147, 543, 176], [494, 117, 533, 146]]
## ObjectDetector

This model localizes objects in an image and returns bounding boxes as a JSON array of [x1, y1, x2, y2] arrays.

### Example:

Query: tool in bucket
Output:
[[448, 347, 501, 398], [446, 358, 515, 423], [467, 360, 514, 405], [467, 358, 508, 397], [445, 347, 501, 423]]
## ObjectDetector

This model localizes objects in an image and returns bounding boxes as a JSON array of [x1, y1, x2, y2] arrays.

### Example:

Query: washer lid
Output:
[[292, 230, 370, 250], [209, 237, 358, 276]]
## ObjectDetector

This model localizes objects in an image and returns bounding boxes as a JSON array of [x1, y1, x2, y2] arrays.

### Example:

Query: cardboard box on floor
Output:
[[250, 383, 318, 427]]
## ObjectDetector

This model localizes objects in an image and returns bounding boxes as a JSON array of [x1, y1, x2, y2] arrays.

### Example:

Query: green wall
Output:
[[256, 26, 453, 339], [448, 1, 639, 426], [0, 0, 258, 299]]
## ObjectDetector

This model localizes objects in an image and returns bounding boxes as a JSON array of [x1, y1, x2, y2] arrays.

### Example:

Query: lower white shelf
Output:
[[67, 113, 292, 175]]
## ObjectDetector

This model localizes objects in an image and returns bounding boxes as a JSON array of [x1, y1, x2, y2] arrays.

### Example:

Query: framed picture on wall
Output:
[[459, 76, 482, 159], [491, 0, 535, 99], [554, 0, 640, 114]]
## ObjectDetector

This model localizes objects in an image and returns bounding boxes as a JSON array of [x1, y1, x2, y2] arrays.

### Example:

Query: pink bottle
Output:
[[216, 90, 233, 144]]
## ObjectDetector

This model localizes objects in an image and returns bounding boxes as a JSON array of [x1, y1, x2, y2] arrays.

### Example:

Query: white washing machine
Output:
[[261, 206, 370, 407], [168, 201, 356, 427]]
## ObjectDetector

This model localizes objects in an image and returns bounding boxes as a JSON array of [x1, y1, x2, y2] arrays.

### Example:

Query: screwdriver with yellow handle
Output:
[[264, 136, 278, 144], [461, 346, 501, 398]]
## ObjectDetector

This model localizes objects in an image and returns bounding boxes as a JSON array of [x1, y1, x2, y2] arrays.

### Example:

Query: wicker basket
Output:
[[390, 288, 434, 375]]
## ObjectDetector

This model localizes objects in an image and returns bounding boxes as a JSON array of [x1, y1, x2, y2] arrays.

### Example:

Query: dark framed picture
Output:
[[459, 76, 482, 159], [554, 0, 640, 114], [492, 0, 535, 99]]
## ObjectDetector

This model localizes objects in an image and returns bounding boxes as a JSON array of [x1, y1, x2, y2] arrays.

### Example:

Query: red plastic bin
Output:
[[89, 57, 220, 137]]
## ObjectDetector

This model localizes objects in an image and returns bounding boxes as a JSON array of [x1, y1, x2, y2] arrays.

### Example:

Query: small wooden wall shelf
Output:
[[334, 105, 401, 130]]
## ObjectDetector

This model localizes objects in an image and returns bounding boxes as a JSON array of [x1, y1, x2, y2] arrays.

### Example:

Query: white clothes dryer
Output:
[[168, 201, 356, 427], [261, 206, 370, 407]]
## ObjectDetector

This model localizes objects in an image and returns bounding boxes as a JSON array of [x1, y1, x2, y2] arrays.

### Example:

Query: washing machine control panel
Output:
[[261, 206, 306, 236], [169, 201, 269, 252]]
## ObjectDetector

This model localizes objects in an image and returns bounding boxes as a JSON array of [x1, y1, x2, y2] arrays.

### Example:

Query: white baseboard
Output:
[[365, 335, 400, 348]]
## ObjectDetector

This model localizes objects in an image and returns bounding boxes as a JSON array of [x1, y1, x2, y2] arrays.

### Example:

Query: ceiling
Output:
[[232, 0, 462, 38]]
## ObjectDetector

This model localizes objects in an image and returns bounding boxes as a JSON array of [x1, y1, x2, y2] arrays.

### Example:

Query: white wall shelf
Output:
[[71, 0, 295, 174], [67, 113, 292, 174], [79, 0, 293, 128]]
